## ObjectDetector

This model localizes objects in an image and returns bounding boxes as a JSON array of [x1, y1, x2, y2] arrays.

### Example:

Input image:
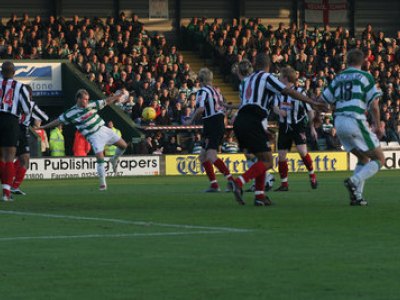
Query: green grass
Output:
[[0, 171, 399, 300]]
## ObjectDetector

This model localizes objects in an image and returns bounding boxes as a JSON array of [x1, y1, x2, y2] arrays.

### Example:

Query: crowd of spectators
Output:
[[0, 13, 202, 128], [183, 17, 400, 147], [2, 12, 400, 154]]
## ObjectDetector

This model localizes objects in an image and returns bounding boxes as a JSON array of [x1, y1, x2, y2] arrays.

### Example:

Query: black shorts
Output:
[[16, 125, 30, 156], [203, 114, 225, 150], [0, 112, 19, 147], [277, 122, 307, 150], [233, 106, 271, 154]]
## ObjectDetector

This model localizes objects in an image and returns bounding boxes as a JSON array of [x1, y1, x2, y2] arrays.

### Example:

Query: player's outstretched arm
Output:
[[105, 93, 124, 106], [39, 118, 61, 130], [370, 98, 383, 139], [283, 88, 329, 112]]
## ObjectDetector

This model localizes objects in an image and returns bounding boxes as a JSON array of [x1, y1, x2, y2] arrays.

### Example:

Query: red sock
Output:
[[301, 153, 316, 180], [254, 172, 266, 192], [301, 153, 314, 171], [0, 161, 4, 182], [12, 161, 27, 189], [240, 161, 267, 186], [2, 162, 15, 197], [278, 160, 289, 187], [213, 158, 232, 179], [202, 161, 217, 187]]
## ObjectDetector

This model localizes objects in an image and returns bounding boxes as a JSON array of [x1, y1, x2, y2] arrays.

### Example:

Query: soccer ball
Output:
[[142, 107, 157, 121], [249, 173, 275, 192]]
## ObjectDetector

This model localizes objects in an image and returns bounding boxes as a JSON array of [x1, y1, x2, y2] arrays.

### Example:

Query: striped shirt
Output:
[[59, 100, 106, 138], [322, 67, 382, 120], [20, 102, 49, 127], [0, 79, 31, 118], [274, 86, 312, 125], [239, 71, 286, 115], [195, 85, 225, 119]]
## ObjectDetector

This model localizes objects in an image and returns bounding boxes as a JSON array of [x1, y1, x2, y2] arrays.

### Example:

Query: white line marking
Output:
[[0, 210, 251, 233], [0, 230, 229, 242]]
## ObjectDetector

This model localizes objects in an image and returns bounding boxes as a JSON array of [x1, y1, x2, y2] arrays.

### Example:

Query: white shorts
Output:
[[335, 116, 380, 152], [87, 126, 121, 154]]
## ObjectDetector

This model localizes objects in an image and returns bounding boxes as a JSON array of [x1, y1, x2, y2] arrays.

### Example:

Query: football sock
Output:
[[213, 158, 231, 179], [351, 160, 381, 187], [254, 172, 266, 193], [96, 159, 106, 186], [12, 160, 27, 189], [0, 161, 4, 182], [254, 190, 265, 200], [278, 160, 289, 187], [354, 162, 365, 199], [202, 161, 217, 187], [237, 161, 267, 188], [2, 162, 14, 197], [113, 147, 125, 159], [301, 153, 315, 175]]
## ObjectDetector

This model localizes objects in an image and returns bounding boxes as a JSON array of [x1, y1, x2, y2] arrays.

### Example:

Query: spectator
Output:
[[49, 124, 65, 157], [163, 135, 182, 154], [104, 120, 122, 156], [72, 130, 91, 156]]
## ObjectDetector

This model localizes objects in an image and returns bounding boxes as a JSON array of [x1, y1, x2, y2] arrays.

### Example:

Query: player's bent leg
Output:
[[206, 149, 233, 183], [1, 147, 17, 201], [95, 152, 107, 191], [110, 138, 127, 173], [276, 150, 289, 191], [11, 153, 29, 195], [199, 149, 219, 192], [297, 144, 317, 189]]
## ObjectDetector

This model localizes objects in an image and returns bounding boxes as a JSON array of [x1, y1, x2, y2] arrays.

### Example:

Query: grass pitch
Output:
[[0, 171, 399, 300]]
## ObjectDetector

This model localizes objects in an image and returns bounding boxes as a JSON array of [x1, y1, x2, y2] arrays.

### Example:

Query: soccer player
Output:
[[40, 89, 127, 191], [229, 53, 323, 206], [190, 67, 233, 192], [273, 66, 318, 191], [234, 59, 275, 193], [12, 85, 49, 196], [321, 49, 385, 205], [0, 61, 32, 201]]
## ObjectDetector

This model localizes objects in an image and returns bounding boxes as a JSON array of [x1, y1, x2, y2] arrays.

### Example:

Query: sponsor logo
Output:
[[166, 152, 348, 175]]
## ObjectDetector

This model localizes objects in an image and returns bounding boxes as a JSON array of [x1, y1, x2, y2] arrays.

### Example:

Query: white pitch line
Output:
[[0, 210, 252, 233], [0, 230, 230, 242]]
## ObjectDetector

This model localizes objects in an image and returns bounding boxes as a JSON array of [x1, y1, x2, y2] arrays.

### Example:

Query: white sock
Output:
[[97, 160, 106, 186], [354, 163, 365, 199], [351, 160, 380, 186], [113, 147, 125, 160]]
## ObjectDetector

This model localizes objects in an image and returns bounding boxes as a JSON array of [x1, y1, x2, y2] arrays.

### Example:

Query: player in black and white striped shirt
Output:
[[190, 68, 233, 192], [12, 85, 49, 196], [272, 66, 318, 191], [229, 54, 323, 206], [0, 61, 32, 201]]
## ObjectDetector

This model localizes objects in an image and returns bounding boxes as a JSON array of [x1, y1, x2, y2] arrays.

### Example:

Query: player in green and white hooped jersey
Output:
[[321, 49, 385, 206], [41, 89, 128, 191]]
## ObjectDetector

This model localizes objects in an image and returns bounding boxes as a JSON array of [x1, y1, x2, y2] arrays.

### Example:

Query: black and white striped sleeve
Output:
[[19, 84, 32, 116], [32, 103, 49, 122], [265, 75, 286, 94], [195, 89, 206, 108]]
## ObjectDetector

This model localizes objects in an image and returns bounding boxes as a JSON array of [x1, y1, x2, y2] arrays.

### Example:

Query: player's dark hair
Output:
[[254, 53, 271, 71], [346, 49, 364, 67], [1, 61, 15, 79]]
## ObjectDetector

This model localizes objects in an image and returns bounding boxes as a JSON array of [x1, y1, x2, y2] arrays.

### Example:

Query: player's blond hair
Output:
[[75, 89, 89, 101], [280, 66, 297, 84], [197, 68, 213, 85]]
